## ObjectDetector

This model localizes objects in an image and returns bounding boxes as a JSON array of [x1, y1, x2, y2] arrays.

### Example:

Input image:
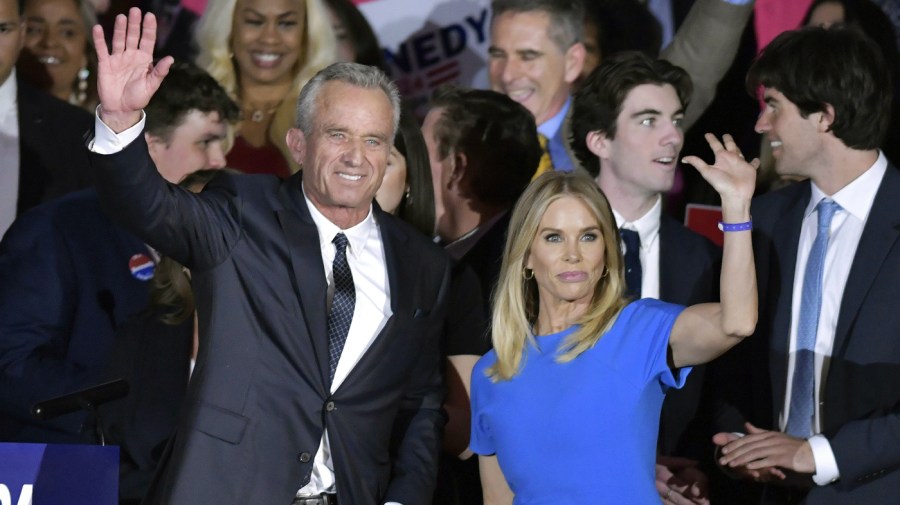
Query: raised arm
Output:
[[93, 8, 173, 132], [671, 133, 758, 368]]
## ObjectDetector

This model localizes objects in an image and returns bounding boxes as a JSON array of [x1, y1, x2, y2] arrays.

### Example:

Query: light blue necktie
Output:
[[785, 199, 840, 437]]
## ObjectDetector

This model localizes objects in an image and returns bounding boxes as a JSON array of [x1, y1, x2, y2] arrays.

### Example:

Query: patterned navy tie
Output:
[[620, 228, 642, 299], [786, 199, 840, 437], [327, 233, 355, 384]]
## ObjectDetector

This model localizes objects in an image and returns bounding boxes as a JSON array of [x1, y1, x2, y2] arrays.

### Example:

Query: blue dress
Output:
[[470, 299, 689, 504]]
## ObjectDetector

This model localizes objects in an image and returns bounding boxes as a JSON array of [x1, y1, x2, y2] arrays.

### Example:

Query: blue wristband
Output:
[[718, 220, 753, 232]]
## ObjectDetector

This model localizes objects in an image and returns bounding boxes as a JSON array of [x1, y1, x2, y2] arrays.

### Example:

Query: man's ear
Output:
[[817, 103, 836, 133], [285, 128, 306, 165], [146, 132, 164, 158], [586, 130, 610, 160], [448, 151, 468, 189], [563, 42, 587, 85]]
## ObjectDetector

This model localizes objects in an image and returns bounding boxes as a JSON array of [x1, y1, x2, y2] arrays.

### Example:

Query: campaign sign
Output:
[[360, 0, 492, 117], [0, 443, 118, 505]]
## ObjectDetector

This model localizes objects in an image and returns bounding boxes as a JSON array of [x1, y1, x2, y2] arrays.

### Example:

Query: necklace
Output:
[[242, 100, 282, 123]]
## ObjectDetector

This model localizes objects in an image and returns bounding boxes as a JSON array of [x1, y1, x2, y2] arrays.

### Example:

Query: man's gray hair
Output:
[[295, 62, 401, 137], [491, 0, 584, 51]]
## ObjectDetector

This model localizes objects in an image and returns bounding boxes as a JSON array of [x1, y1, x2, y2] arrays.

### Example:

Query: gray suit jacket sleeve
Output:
[[662, 0, 755, 129]]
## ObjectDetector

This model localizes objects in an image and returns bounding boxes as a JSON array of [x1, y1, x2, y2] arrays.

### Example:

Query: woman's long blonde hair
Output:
[[194, 0, 337, 172], [487, 171, 629, 381]]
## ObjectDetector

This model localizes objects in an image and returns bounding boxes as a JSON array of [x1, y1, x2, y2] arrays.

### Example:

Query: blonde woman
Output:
[[195, 0, 335, 177], [470, 134, 758, 504]]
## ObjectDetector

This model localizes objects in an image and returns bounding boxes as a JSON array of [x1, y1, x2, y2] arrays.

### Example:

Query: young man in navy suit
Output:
[[571, 51, 722, 505], [712, 27, 900, 504], [88, 9, 451, 505], [0, 61, 237, 444]]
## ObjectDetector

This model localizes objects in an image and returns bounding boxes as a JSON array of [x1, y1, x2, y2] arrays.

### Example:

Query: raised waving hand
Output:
[[92, 8, 174, 133]]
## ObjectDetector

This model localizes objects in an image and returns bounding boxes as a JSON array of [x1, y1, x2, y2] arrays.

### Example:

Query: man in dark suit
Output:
[[570, 51, 721, 505], [711, 27, 900, 504], [0, 62, 237, 444], [89, 10, 451, 505], [422, 86, 540, 504], [0, 0, 93, 238]]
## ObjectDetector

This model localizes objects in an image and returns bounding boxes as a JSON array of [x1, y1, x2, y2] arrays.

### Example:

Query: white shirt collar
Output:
[[0, 68, 18, 118], [536, 97, 571, 139], [612, 195, 662, 249], [302, 183, 377, 260], [806, 151, 887, 221]]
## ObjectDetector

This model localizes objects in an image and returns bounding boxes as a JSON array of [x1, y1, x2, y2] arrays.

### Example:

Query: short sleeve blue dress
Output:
[[470, 299, 688, 504]]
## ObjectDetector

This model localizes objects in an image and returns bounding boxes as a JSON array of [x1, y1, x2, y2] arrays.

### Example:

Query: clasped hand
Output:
[[713, 422, 815, 482]]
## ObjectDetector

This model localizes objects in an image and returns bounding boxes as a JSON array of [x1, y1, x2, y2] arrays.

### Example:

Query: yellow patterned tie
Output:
[[533, 133, 553, 180]]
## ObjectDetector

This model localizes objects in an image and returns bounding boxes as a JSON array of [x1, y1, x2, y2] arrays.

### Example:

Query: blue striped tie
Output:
[[786, 199, 840, 437], [327, 233, 355, 384]]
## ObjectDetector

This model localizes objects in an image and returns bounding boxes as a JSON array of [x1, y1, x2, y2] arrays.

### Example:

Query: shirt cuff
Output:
[[89, 106, 146, 154], [809, 434, 840, 485], [385, 502, 403, 505]]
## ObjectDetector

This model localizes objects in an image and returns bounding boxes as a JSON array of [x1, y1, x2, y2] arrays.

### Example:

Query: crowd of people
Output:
[[0, 0, 898, 504]]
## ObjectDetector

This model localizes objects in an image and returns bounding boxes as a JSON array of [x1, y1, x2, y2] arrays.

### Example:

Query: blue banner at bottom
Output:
[[0, 443, 118, 505]]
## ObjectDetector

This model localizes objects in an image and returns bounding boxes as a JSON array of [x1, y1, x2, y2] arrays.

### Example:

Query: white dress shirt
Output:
[[91, 112, 403, 504], [612, 196, 662, 299], [298, 191, 392, 497], [0, 69, 20, 239], [781, 152, 887, 485]]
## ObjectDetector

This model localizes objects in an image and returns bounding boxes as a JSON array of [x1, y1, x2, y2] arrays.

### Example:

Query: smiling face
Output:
[[288, 80, 394, 227], [22, 0, 87, 98], [231, 0, 305, 88], [592, 83, 684, 200], [527, 195, 606, 313], [488, 10, 583, 125], [755, 87, 825, 180]]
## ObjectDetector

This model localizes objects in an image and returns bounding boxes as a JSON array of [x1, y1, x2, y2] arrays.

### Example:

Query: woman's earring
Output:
[[522, 268, 534, 280], [75, 67, 89, 105], [601, 265, 609, 278], [404, 186, 411, 203]]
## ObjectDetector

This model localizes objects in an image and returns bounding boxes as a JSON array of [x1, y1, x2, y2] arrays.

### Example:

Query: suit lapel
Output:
[[336, 209, 410, 390], [276, 175, 330, 391], [16, 82, 50, 214], [658, 216, 686, 303], [833, 165, 900, 354], [766, 185, 809, 419]]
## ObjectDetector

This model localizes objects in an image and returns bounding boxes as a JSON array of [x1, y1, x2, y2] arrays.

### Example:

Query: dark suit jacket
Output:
[[457, 211, 510, 356], [16, 79, 93, 216], [714, 162, 900, 504], [656, 214, 721, 459], [0, 190, 151, 442], [89, 136, 452, 505], [100, 309, 193, 504]]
